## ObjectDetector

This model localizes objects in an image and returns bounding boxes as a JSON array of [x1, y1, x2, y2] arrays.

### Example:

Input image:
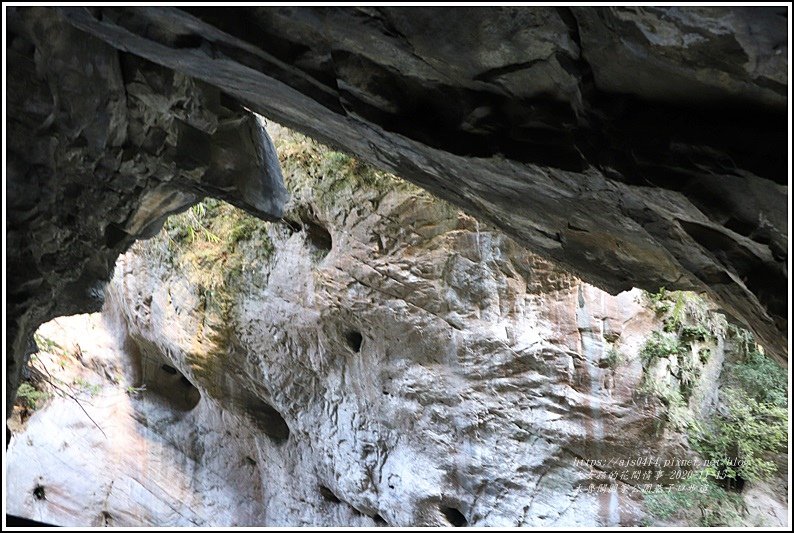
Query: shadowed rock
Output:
[[5, 6, 788, 413]]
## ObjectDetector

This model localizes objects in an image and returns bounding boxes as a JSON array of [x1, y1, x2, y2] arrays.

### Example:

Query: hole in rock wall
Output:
[[319, 485, 341, 503], [373, 514, 388, 525], [133, 337, 201, 412], [305, 218, 333, 258], [240, 392, 291, 442], [282, 217, 303, 234], [345, 330, 363, 353], [441, 506, 468, 527], [718, 472, 746, 493], [97, 511, 113, 526], [33, 485, 46, 501]]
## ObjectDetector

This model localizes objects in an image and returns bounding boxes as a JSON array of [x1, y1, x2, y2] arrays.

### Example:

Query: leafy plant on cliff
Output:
[[690, 390, 786, 486], [73, 377, 101, 398], [680, 324, 710, 343], [147, 197, 275, 317], [272, 126, 420, 212], [16, 382, 48, 409], [639, 332, 682, 366], [602, 347, 624, 369], [644, 287, 675, 315], [644, 473, 743, 526], [728, 348, 787, 408], [689, 348, 787, 487]]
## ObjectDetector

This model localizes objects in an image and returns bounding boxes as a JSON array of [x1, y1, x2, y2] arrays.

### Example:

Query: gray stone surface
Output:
[[59, 5, 788, 360], [5, 8, 287, 415], [4, 4, 788, 457], [8, 129, 785, 526]]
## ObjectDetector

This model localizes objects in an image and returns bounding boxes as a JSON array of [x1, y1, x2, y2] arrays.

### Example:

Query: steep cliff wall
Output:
[[6, 128, 786, 527], [5, 7, 788, 412]]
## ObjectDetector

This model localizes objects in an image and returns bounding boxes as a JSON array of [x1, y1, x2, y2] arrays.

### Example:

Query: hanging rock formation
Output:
[[4, 6, 788, 422], [5, 7, 287, 414], [5, 128, 787, 527]]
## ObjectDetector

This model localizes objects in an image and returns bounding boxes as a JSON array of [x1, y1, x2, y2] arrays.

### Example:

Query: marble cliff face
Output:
[[6, 7, 788, 420], [6, 127, 787, 527]]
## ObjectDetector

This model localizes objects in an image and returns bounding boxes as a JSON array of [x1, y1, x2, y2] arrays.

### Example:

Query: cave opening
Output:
[[345, 330, 364, 353], [239, 392, 291, 443], [319, 485, 342, 503], [6, 105, 784, 527], [441, 506, 468, 527], [305, 218, 333, 261], [136, 347, 202, 413], [32, 485, 46, 501]]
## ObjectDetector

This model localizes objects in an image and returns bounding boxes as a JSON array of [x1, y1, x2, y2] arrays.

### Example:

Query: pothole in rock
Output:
[[319, 485, 341, 503], [287, 209, 333, 262], [133, 339, 201, 412], [32, 485, 46, 501], [240, 393, 291, 443], [305, 218, 333, 260], [345, 330, 364, 353], [441, 506, 468, 527]]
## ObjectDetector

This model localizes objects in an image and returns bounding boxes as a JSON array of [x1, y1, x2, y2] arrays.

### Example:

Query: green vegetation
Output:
[[689, 345, 787, 487], [73, 377, 101, 397], [728, 347, 787, 407], [639, 331, 682, 366], [602, 347, 624, 369], [690, 390, 787, 486], [680, 324, 710, 343], [637, 290, 720, 419], [33, 333, 63, 354], [273, 129, 402, 203], [644, 287, 671, 315], [644, 473, 743, 526], [639, 289, 788, 526], [126, 384, 147, 396], [16, 382, 48, 409], [144, 197, 274, 316], [271, 126, 449, 228]]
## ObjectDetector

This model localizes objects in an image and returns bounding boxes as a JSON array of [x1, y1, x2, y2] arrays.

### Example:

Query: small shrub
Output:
[[680, 324, 710, 343], [677, 351, 702, 401], [126, 384, 146, 396], [728, 349, 787, 408], [17, 382, 48, 409], [644, 473, 743, 526], [644, 287, 671, 315], [690, 389, 787, 485], [602, 347, 624, 369], [73, 377, 101, 397], [639, 332, 682, 366], [668, 292, 686, 330]]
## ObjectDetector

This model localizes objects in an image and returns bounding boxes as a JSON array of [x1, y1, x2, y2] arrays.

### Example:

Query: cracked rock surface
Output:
[[58, 6, 788, 359], [5, 7, 287, 414], [5, 7, 788, 411], [6, 127, 787, 527]]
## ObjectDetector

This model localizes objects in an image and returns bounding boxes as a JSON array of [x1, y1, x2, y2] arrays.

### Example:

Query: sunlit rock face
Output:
[[5, 7, 787, 413], [8, 128, 785, 527]]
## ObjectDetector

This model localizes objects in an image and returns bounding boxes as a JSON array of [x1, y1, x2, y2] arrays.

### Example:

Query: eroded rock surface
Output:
[[7, 128, 786, 527], [5, 7, 287, 414], [5, 7, 788, 411], [58, 5, 788, 359]]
